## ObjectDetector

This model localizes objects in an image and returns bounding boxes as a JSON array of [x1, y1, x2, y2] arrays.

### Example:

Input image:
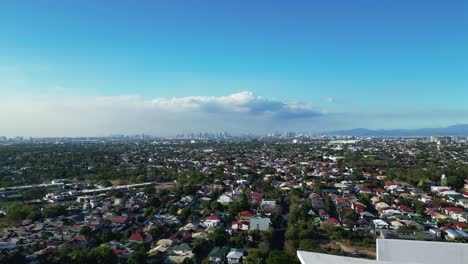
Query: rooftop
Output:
[[298, 239, 468, 264]]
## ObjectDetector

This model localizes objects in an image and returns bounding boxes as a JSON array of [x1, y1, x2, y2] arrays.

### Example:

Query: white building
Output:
[[217, 195, 233, 205], [250, 216, 270, 231], [227, 248, 245, 264], [231, 221, 249, 231], [298, 239, 468, 264], [373, 219, 390, 229], [203, 215, 221, 228]]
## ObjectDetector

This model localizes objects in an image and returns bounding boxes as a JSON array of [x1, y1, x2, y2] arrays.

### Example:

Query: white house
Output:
[[227, 248, 245, 264], [375, 202, 390, 211], [204, 215, 221, 228], [217, 195, 233, 205], [452, 212, 468, 223], [382, 209, 402, 217], [373, 219, 390, 229], [231, 221, 249, 231], [261, 200, 276, 207], [172, 243, 193, 256], [390, 220, 405, 230]]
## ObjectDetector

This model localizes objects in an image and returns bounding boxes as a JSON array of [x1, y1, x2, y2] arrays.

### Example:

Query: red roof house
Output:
[[129, 230, 148, 242]]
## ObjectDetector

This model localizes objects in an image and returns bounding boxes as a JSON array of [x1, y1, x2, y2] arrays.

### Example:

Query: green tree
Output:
[[284, 239, 299, 255], [98, 229, 115, 242], [239, 193, 250, 211], [68, 250, 90, 264], [343, 211, 360, 221], [446, 175, 465, 190], [193, 239, 211, 260], [298, 239, 320, 252], [168, 206, 178, 215], [68, 246, 117, 264], [142, 186, 156, 195], [128, 249, 147, 264], [43, 205, 68, 218], [7, 203, 40, 223], [414, 202, 426, 215], [136, 175, 147, 183], [79, 226, 92, 236], [285, 225, 298, 241], [230, 232, 249, 248], [147, 197, 160, 208], [89, 245, 118, 264], [180, 206, 193, 222], [0, 249, 27, 264], [210, 201, 222, 211], [20, 188, 47, 200], [244, 249, 267, 264], [148, 226, 164, 239], [209, 228, 229, 247], [123, 227, 134, 239], [101, 180, 113, 187], [266, 250, 298, 264], [298, 228, 319, 240]]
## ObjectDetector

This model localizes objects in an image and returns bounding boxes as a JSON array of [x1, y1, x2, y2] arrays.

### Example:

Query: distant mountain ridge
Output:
[[328, 124, 468, 137]]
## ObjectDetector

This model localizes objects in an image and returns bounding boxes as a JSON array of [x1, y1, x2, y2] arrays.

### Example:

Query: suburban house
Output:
[[204, 215, 221, 228], [318, 209, 329, 220], [217, 195, 233, 205], [129, 230, 152, 243], [373, 219, 390, 229], [208, 246, 230, 263], [227, 248, 245, 264], [445, 229, 468, 240], [239, 211, 254, 220], [231, 221, 249, 231]]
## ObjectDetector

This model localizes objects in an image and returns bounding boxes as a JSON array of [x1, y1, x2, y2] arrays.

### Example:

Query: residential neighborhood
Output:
[[0, 136, 468, 263]]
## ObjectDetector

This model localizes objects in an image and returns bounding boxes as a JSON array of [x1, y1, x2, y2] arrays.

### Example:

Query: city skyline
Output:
[[1, 1, 468, 136]]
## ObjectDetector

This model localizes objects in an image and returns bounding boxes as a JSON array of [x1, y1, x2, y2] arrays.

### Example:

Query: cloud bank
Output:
[[151, 91, 322, 119], [0, 91, 325, 137]]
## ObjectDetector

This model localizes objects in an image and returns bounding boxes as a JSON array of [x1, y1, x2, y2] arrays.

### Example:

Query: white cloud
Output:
[[150, 91, 320, 118], [0, 91, 324, 137], [325, 96, 335, 103]]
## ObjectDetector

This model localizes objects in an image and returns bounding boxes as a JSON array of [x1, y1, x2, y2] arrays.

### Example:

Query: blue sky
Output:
[[0, 0, 467, 136]]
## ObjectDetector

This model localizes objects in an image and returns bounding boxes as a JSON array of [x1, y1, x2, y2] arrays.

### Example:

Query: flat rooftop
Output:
[[298, 239, 468, 264], [376, 239, 468, 264], [297, 251, 412, 264]]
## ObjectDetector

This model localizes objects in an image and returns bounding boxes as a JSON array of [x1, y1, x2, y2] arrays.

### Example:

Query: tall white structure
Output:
[[441, 174, 447, 186]]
